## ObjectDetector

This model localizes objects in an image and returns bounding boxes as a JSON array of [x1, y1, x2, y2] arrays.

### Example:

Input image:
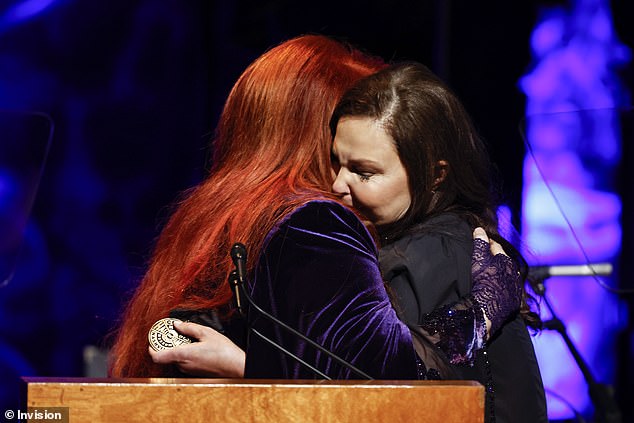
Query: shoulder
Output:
[[284, 200, 363, 227], [266, 200, 378, 256], [415, 213, 472, 241], [380, 213, 474, 314], [380, 213, 471, 268], [280, 200, 368, 235]]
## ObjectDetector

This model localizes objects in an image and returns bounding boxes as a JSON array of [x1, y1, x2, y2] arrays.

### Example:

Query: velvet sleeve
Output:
[[243, 201, 427, 379]]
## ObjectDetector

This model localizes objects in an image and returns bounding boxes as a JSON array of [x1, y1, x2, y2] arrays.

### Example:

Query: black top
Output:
[[380, 213, 547, 423]]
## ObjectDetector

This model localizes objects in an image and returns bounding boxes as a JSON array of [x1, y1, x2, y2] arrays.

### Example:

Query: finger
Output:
[[148, 344, 188, 364], [489, 239, 508, 257], [148, 346, 170, 363], [173, 321, 209, 340], [472, 227, 490, 258], [473, 227, 489, 242]]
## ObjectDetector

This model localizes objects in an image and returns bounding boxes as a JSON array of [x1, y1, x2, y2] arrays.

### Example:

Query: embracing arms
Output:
[[149, 226, 521, 377]]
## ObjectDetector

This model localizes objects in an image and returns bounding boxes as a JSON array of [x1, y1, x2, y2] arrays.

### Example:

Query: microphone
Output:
[[228, 270, 244, 316], [229, 244, 247, 315], [527, 261, 622, 422], [527, 263, 613, 296], [528, 263, 613, 281], [228, 242, 373, 380], [231, 243, 248, 283]]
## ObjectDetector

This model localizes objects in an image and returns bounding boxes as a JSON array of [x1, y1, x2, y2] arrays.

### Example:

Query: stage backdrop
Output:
[[0, 1, 632, 421]]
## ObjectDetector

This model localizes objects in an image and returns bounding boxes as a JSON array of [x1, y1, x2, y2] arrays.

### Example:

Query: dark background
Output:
[[0, 0, 632, 421]]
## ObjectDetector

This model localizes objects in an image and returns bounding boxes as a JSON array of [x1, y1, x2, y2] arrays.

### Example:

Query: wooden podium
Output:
[[24, 377, 484, 422]]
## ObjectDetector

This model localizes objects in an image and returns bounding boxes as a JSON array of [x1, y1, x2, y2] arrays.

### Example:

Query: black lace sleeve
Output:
[[412, 238, 521, 365]]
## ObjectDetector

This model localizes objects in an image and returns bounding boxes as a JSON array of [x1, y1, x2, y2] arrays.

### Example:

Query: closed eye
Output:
[[352, 168, 373, 181]]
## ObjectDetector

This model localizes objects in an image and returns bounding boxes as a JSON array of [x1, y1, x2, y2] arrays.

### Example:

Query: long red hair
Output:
[[109, 35, 385, 377]]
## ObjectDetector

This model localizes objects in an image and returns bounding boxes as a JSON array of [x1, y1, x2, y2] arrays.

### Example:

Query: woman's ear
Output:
[[432, 160, 449, 190]]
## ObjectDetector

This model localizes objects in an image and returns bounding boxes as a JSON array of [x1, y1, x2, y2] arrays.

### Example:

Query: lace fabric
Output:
[[471, 238, 522, 334], [414, 237, 521, 366]]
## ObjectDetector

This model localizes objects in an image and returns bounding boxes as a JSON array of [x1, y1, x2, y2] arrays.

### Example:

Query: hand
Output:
[[148, 321, 245, 377], [413, 228, 520, 366], [471, 227, 522, 335], [473, 227, 506, 256]]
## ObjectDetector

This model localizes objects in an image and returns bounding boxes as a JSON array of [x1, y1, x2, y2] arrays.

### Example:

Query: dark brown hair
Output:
[[330, 62, 541, 329]]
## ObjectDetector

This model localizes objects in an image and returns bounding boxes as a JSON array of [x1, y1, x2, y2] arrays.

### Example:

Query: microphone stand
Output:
[[529, 276, 622, 423], [229, 244, 373, 380]]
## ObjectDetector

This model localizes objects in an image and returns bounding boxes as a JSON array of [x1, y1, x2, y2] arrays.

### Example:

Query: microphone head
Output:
[[230, 243, 247, 263]]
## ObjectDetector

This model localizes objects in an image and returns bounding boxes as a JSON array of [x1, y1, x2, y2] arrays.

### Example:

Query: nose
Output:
[[332, 169, 349, 198]]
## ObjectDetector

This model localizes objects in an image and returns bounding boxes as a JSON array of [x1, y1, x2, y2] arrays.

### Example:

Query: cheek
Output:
[[393, 182, 411, 203], [391, 183, 411, 209], [349, 183, 381, 211], [380, 180, 411, 217]]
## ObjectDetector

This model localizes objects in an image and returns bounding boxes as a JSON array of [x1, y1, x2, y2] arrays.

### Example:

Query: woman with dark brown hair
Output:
[[330, 62, 547, 422], [110, 35, 522, 380]]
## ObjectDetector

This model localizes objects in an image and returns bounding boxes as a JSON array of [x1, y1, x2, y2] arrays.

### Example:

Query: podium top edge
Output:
[[23, 376, 482, 388]]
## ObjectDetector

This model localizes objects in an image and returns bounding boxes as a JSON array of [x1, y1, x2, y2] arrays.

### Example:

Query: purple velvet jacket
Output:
[[243, 200, 481, 379]]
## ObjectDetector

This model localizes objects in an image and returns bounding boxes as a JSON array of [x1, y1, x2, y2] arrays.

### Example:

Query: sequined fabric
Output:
[[416, 296, 486, 365]]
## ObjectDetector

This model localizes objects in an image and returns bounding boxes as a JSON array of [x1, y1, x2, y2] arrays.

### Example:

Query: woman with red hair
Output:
[[110, 34, 387, 377], [110, 35, 521, 379]]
